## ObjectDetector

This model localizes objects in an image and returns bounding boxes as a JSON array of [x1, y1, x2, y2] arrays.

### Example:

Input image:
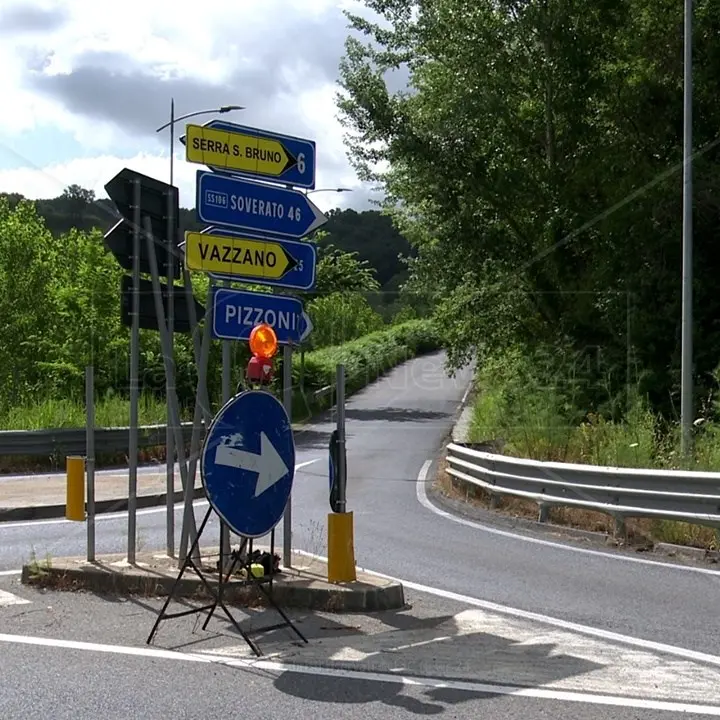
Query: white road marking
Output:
[[0, 570, 21, 576], [0, 590, 30, 607], [0, 458, 319, 530], [0, 632, 719, 714], [416, 458, 720, 578], [252, 607, 720, 706], [293, 545, 720, 670], [459, 379, 472, 408]]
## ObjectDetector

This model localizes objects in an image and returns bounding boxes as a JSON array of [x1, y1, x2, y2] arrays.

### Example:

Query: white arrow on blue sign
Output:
[[211, 287, 313, 345], [195, 170, 327, 239], [200, 389, 295, 538]]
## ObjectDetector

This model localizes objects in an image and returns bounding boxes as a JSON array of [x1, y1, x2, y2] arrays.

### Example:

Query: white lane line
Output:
[[416, 458, 720, 578], [0, 570, 21, 577], [0, 459, 320, 530], [0, 632, 719, 715], [0, 590, 30, 607]]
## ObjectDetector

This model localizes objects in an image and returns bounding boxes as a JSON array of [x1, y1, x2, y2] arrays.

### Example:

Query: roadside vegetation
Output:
[[466, 345, 720, 472], [457, 345, 720, 550], [0, 196, 432, 436]]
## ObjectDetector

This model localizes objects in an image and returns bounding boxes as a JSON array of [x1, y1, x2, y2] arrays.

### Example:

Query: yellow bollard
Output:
[[327, 511, 356, 583], [66, 456, 85, 521]]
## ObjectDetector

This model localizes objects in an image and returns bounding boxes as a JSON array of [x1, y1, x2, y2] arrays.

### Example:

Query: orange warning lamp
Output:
[[249, 323, 278, 359], [247, 323, 277, 385]]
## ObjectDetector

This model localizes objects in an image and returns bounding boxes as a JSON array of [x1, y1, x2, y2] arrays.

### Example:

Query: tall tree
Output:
[[337, 0, 720, 416]]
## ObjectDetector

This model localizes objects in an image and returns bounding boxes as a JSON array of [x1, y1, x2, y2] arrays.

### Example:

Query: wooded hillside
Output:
[[0, 185, 412, 294]]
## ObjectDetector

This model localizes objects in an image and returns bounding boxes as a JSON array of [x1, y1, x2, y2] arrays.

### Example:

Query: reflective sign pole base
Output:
[[327, 511, 356, 583]]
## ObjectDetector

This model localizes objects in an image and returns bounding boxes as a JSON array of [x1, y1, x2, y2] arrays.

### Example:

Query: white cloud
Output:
[[0, 0, 382, 208]]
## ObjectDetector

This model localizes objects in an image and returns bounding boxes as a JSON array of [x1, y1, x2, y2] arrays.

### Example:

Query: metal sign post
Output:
[[181, 119, 323, 573], [165, 183, 176, 558], [128, 178, 141, 564], [105, 167, 189, 564], [179, 289, 211, 566], [85, 366, 96, 563], [336, 364, 347, 514], [142, 217, 197, 565], [327, 362, 355, 583], [220, 279, 232, 569], [282, 344, 292, 567]]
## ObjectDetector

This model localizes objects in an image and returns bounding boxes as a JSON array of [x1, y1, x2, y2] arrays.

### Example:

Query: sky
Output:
[[0, 0, 383, 214]]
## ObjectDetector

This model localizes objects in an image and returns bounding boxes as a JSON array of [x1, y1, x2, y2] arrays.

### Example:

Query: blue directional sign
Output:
[[200, 389, 296, 538], [196, 226, 317, 290], [211, 287, 313, 345], [182, 119, 316, 189], [196, 170, 328, 239]]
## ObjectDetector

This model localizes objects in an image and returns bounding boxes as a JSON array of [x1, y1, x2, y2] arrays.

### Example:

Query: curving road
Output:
[[2, 350, 720, 712]]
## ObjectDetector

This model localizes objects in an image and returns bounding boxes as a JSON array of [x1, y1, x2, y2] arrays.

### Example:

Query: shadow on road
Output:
[[291, 428, 332, 450], [202, 604, 603, 715], [343, 408, 452, 423], [267, 611, 602, 713]]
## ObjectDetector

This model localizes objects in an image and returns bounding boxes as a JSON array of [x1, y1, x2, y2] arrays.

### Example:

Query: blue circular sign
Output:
[[200, 389, 296, 538]]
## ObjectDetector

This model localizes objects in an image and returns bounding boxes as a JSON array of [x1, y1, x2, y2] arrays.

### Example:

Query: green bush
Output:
[[305, 291, 384, 349]]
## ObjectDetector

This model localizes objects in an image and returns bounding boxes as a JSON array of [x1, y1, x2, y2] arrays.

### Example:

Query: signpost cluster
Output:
[[180, 119, 325, 566], [144, 120, 326, 655], [100, 118, 344, 653]]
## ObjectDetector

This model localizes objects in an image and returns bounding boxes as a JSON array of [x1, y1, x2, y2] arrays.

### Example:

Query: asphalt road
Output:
[[2, 350, 720, 717]]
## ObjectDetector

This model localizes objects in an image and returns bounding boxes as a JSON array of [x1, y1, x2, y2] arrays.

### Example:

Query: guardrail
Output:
[[0, 385, 334, 460], [0, 423, 200, 460], [446, 442, 720, 532]]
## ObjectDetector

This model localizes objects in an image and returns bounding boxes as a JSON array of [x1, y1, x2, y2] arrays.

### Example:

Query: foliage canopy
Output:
[[336, 0, 720, 419]]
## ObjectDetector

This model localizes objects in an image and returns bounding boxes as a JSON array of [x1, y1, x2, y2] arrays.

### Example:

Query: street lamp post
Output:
[[155, 100, 244, 558], [306, 187, 353, 195]]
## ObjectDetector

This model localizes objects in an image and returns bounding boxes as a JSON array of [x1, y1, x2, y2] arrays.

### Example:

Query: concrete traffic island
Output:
[[20, 547, 405, 613]]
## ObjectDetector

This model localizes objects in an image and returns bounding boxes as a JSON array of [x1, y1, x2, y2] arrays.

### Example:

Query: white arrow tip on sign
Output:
[[300, 311, 313, 342], [305, 195, 329, 235], [254, 431, 290, 497]]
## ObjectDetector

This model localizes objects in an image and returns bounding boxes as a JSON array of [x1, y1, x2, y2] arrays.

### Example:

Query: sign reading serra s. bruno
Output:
[[185, 121, 316, 189]]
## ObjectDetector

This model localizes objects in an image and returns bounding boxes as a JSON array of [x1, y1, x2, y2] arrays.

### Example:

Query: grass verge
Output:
[[0, 320, 441, 472], [459, 345, 720, 551]]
